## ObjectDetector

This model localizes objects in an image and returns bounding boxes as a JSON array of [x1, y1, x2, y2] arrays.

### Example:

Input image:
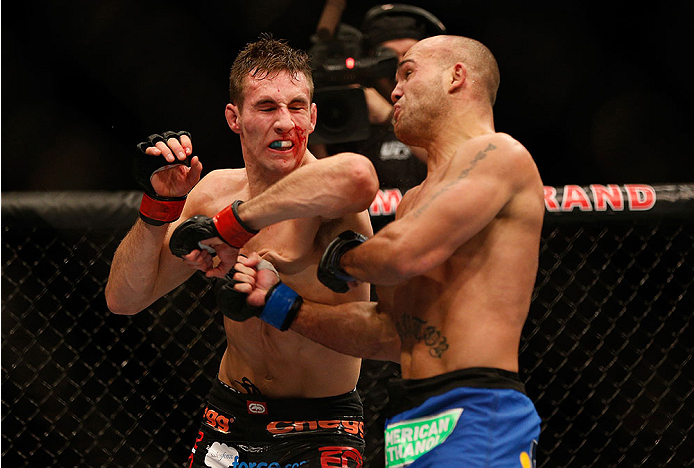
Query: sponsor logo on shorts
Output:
[[520, 439, 538, 468], [230, 461, 307, 468], [384, 408, 463, 468], [204, 442, 239, 467], [203, 443, 309, 468], [187, 431, 205, 468], [319, 446, 363, 468], [266, 420, 364, 438], [247, 401, 268, 415], [203, 406, 234, 433]]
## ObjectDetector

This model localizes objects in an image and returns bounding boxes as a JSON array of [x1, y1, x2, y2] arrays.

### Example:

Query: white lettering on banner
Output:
[[625, 184, 657, 210], [590, 184, 624, 211], [544, 184, 656, 212], [384, 408, 462, 468], [370, 189, 403, 216]]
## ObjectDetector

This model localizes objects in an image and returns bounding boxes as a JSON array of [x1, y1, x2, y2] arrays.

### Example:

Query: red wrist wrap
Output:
[[139, 193, 186, 226], [212, 200, 258, 248]]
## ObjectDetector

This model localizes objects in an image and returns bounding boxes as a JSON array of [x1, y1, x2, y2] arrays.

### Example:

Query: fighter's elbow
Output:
[[353, 155, 380, 202], [369, 335, 402, 363], [365, 317, 402, 362], [104, 286, 141, 316], [105, 299, 136, 316], [339, 153, 379, 209]]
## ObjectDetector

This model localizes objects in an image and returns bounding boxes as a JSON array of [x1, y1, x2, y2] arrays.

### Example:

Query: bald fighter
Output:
[[230, 35, 544, 467]]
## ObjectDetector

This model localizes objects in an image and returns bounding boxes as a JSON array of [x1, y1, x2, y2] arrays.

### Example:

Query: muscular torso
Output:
[[377, 134, 544, 380], [185, 169, 365, 398]]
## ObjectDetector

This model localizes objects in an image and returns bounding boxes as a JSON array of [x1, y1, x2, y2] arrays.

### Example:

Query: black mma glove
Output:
[[169, 200, 259, 257], [317, 230, 368, 293], [135, 131, 191, 226], [215, 268, 302, 331]]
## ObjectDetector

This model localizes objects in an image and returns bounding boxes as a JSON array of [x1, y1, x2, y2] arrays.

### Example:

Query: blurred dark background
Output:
[[3, 0, 693, 192]]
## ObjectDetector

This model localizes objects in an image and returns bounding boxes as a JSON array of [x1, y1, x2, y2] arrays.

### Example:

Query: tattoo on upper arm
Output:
[[395, 314, 449, 358], [412, 143, 497, 218]]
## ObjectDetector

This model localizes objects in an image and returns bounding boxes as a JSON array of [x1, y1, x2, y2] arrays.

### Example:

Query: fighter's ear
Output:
[[226, 103, 241, 134], [309, 102, 317, 133], [449, 63, 467, 93]]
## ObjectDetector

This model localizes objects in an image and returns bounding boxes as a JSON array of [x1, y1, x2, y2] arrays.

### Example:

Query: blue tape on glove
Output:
[[260, 283, 300, 330]]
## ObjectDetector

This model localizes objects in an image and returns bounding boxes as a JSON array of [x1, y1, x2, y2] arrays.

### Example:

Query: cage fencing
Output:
[[2, 184, 693, 467]]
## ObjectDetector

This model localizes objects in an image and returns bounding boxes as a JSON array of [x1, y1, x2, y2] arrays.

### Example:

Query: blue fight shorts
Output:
[[188, 378, 365, 468], [384, 368, 540, 468]]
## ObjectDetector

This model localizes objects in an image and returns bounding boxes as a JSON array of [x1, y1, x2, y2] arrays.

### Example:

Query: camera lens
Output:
[[320, 97, 352, 133], [311, 86, 371, 145]]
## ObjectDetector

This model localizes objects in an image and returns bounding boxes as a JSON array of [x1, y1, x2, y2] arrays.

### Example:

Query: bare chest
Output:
[[241, 219, 323, 290]]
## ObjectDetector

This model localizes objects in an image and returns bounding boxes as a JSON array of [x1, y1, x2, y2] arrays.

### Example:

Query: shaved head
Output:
[[411, 35, 500, 106]]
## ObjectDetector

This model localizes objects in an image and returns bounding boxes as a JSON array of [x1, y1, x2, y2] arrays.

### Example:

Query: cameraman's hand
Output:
[[364, 87, 394, 125]]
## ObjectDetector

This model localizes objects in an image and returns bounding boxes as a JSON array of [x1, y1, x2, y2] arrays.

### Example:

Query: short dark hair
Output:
[[229, 33, 314, 107]]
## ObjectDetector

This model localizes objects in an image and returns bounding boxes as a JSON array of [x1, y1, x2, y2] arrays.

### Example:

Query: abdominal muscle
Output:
[[218, 318, 362, 399], [392, 281, 527, 380], [388, 221, 538, 380]]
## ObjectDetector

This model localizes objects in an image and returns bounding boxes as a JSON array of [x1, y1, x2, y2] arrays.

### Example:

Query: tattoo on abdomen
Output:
[[235, 377, 262, 394], [395, 314, 450, 358]]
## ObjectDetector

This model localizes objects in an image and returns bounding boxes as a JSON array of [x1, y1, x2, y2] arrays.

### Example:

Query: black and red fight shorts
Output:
[[188, 378, 365, 468]]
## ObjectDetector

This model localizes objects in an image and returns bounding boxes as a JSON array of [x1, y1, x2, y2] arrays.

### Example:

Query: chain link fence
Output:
[[2, 185, 693, 467]]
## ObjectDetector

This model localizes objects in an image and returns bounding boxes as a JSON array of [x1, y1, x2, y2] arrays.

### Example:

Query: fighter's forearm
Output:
[[339, 227, 425, 286], [105, 220, 188, 315], [237, 153, 379, 230], [291, 299, 401, 362]]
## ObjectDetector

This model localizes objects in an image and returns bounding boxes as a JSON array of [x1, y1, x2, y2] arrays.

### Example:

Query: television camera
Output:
[[308, 4, 446, 145]]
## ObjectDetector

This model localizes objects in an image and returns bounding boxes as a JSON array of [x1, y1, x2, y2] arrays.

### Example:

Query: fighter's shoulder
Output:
[[468, 133, 536, 178], [194, 168, 247, 195], [471, 132, 531, 160], [482, 133, 543, 206], [185, 168, 248, 214]]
